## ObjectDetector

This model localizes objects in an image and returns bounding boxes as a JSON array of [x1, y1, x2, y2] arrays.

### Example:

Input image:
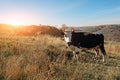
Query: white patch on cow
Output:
[[64, 31, 72, 43]]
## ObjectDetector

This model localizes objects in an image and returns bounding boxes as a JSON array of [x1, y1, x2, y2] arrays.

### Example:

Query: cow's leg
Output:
[[94, 48, 99, 58], [92, 48, 99, 61], [73, 47, 80, 62], [99, 44, 107, 62], [73, 51, 77, 61]]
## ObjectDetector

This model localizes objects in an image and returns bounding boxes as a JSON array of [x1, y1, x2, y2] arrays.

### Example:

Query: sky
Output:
[[0, 0, 120, 27]]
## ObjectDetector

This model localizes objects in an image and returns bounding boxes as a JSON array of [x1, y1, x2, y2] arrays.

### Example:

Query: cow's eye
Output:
[[64, 34, 67, 37]]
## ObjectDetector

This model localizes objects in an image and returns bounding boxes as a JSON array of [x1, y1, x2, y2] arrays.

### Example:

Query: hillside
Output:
[[0, 24, 62, 37], [1, 24, 120, 42], [74, 24, 120, 42]]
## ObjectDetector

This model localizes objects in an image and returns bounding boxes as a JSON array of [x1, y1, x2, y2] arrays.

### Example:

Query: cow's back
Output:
[[71, 32, 104, 48]]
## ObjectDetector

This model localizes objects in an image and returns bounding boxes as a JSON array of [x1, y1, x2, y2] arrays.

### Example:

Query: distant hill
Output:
[[60, 24, 120, 42], [0, 24, 62, 37], [77, 24, 120, 42], [0, 24, 120, 41]]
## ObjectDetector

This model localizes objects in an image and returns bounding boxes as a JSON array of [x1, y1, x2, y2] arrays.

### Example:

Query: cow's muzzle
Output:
[[67, 42, 72, 46]]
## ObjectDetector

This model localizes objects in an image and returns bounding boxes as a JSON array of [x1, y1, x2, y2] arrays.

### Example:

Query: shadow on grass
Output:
[[64, 50, 120, 68], [104, 55, 120, 67]]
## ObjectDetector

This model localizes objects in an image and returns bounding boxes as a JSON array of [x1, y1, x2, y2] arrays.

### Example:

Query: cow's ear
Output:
[[59, 29, 64, 35], [61, 31, 64, 35], [61, 32, 64, 35]]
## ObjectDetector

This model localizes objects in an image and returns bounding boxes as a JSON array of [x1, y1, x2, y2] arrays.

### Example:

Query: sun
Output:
[[7, 20, 26, 26], [5, 18, 30, 27], [9, 21, 20, 26], [3, 12, 37, 27]]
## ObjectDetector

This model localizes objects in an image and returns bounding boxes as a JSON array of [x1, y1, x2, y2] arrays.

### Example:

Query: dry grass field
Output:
[[0, 34, 120, 80]]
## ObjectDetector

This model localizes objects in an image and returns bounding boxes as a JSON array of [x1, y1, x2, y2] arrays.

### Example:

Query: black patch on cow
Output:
[[71, 32, 104, 48]]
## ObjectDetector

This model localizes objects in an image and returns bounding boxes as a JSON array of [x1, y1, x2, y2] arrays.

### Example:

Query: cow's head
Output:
[[63, 30, 74, 46], [64, 31, 72, 42]]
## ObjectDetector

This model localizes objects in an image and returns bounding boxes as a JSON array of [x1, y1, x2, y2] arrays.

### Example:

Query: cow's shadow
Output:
[[64, 50, 102, 63], [103, 55, 120, 67], [79, 52, 120, 67], [78, 50, 102, 63], [61, 50, 120, 67]]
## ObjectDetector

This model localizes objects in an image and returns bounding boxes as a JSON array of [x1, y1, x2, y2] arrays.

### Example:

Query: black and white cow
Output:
[[63, 30, 107, 62]]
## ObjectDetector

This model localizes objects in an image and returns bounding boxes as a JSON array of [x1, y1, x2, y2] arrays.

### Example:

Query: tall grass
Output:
[[105, 41, 120, 55], [0, 35, 120, 80]]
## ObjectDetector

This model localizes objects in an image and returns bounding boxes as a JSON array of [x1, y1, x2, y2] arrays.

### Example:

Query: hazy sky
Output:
[[0, 0, 120, 27]]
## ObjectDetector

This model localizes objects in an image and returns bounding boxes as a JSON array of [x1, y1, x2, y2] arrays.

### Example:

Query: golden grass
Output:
[[0, 35, 120, 80], [105, 41, 120, 55]]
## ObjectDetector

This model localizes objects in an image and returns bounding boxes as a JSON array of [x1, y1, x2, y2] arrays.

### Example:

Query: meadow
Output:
[[0, 34, 120, 80]]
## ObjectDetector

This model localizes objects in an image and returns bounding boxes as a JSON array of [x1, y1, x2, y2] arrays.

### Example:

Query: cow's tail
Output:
[[99, 34, 107, 62]]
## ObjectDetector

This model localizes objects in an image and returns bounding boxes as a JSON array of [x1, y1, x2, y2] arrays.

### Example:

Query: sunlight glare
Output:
[[3, 12, 36, 27], [7, 19, 26, 26]]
